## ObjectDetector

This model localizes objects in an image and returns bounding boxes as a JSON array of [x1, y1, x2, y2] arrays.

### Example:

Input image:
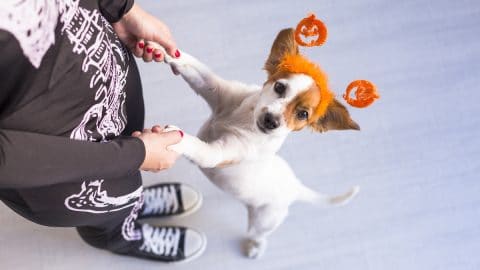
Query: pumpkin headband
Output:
[[292, 13, 379, 109], [278, 53, 334, 119]]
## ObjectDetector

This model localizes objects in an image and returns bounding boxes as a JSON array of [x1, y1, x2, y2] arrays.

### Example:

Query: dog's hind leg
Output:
[[245, 205, 289, 259]]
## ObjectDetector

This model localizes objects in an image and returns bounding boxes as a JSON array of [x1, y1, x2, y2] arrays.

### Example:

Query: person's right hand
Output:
[[112, 3, 180, 62], [132, 125, 183, 172]]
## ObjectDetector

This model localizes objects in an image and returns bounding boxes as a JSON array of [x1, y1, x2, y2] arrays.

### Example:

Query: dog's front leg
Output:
[[165, 127, 243, 168], [146, 44, 221, 103], [166, 52, 226, 109], [169, 134, 224, 168]]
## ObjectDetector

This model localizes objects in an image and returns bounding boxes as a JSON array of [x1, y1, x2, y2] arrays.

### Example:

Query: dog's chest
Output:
[[198, 108, 253, 142], [200, 161, 269, 204]]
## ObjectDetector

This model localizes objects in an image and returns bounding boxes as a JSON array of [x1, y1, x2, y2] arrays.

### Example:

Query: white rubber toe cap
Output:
[[183, 228, 207, 262], [180, 184, 202, 215]]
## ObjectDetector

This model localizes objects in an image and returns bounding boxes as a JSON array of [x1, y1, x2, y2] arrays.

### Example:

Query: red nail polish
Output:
[[154, 53, 162, 58], [146, 47, 153, 53], [179, 130, 184, 138], [175, 50, 181, 58], [138, 42, 145, 49]]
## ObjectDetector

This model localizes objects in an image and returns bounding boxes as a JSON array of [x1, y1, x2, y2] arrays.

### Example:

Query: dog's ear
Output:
[[264, 28, 299, 76], [311, 99, 360, 132]]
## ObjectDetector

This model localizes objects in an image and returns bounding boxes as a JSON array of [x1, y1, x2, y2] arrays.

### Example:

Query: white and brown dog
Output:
[[159, 28, 360, 258]]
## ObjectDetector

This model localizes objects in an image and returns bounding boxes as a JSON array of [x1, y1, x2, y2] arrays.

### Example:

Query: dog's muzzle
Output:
[[257, 113, 280, 133]]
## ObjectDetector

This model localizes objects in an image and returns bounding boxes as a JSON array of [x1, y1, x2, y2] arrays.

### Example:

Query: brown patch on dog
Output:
[[264, 70, 292, 87], [264, 28, 298, 76], [311, 99, 360, 132], [215, 160, 239, 168], [284, 84, 321, 131]]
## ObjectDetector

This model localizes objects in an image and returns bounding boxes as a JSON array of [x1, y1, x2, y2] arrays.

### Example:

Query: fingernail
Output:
[[179, 130, 184, 138], [146, 47, 153, 53], [154, 53, 162, 58], [175, 50, 181, 58], [138, 42, 145, 49]]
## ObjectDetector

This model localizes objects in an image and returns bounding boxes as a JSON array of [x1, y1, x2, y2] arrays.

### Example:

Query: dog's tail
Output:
[[297, 185, 360, 207]]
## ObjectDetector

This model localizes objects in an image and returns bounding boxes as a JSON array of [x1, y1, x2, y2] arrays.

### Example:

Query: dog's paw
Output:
[[168, 52, 200, 75], [244, 239, 267, 259], [166, 51, 193, 66], [169, 60, 191, 78], [163, 125, 187, 154], [163, 125, 181, 133]]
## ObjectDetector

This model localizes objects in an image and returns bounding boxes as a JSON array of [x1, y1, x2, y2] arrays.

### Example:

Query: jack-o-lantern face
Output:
[[294, 13, 327, 47], [343, 80, 380, 108]]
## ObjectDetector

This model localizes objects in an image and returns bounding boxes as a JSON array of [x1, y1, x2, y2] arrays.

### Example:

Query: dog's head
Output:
[[255, 28, 359, 136]]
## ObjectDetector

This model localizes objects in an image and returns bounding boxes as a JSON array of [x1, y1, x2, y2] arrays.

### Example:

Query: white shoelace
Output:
[[139, 224, 181, 256], [142, 185, 179, 215]]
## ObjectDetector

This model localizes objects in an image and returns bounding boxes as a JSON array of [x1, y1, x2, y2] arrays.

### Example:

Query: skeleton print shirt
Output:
[[0, 0, 146, 223]]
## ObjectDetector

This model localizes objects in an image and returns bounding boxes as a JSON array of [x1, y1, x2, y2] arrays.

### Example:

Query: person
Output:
[[0, 0, 206, 263]]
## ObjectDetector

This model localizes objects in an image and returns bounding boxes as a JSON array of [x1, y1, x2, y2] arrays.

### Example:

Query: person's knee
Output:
[[76, 226, 109, 249]]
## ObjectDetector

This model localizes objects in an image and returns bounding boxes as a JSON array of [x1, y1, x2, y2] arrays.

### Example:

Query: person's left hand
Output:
[[132, 125, 183, 172], [112, 3, 180, 62]]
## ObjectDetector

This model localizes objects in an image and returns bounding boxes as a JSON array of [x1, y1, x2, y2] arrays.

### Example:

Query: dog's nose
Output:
[[263, 113, 280, 130]]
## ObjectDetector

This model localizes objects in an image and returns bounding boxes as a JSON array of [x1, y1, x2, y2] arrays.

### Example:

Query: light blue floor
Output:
[[1, 0, 479, 269]]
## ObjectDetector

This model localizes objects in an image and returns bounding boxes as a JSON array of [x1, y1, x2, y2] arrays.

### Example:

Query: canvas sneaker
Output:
[[120, 224, 206, 263], [139, 183, 202, 219]]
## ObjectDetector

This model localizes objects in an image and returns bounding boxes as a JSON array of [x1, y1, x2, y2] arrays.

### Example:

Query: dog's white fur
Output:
[[154, 30, 359, 258]]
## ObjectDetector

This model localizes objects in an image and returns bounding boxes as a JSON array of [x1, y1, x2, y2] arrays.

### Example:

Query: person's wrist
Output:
[[122, 3, 143, 24], [131, 135, 148, 170], [124, 0, 136, 16]]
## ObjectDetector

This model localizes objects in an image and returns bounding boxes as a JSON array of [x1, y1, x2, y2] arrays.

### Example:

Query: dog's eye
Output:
[[296, 110, 309, 120], [274, 82, 286, 96]]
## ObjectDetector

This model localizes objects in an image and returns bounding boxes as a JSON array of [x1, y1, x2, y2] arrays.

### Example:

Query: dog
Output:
[[157, 28, 360, 258]]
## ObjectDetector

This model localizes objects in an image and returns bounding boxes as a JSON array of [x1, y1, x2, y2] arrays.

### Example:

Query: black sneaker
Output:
[[131, 224, 207, 263], [139, 183, 202, 219]]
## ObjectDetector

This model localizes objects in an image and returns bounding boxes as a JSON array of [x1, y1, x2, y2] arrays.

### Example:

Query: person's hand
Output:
[[112, 3, 180, 62], [132, 125, 183, 172]]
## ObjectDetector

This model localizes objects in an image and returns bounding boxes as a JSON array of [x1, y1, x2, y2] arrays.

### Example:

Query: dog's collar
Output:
[[278, 53, 334, 119]]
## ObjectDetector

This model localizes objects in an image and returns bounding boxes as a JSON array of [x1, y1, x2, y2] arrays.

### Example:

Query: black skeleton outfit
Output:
[[0, 0, 204, 262]]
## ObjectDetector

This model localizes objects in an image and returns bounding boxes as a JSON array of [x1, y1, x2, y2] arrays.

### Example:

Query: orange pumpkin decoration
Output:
[[294, 13, 327, 47], [343, 80, 380, 108]]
